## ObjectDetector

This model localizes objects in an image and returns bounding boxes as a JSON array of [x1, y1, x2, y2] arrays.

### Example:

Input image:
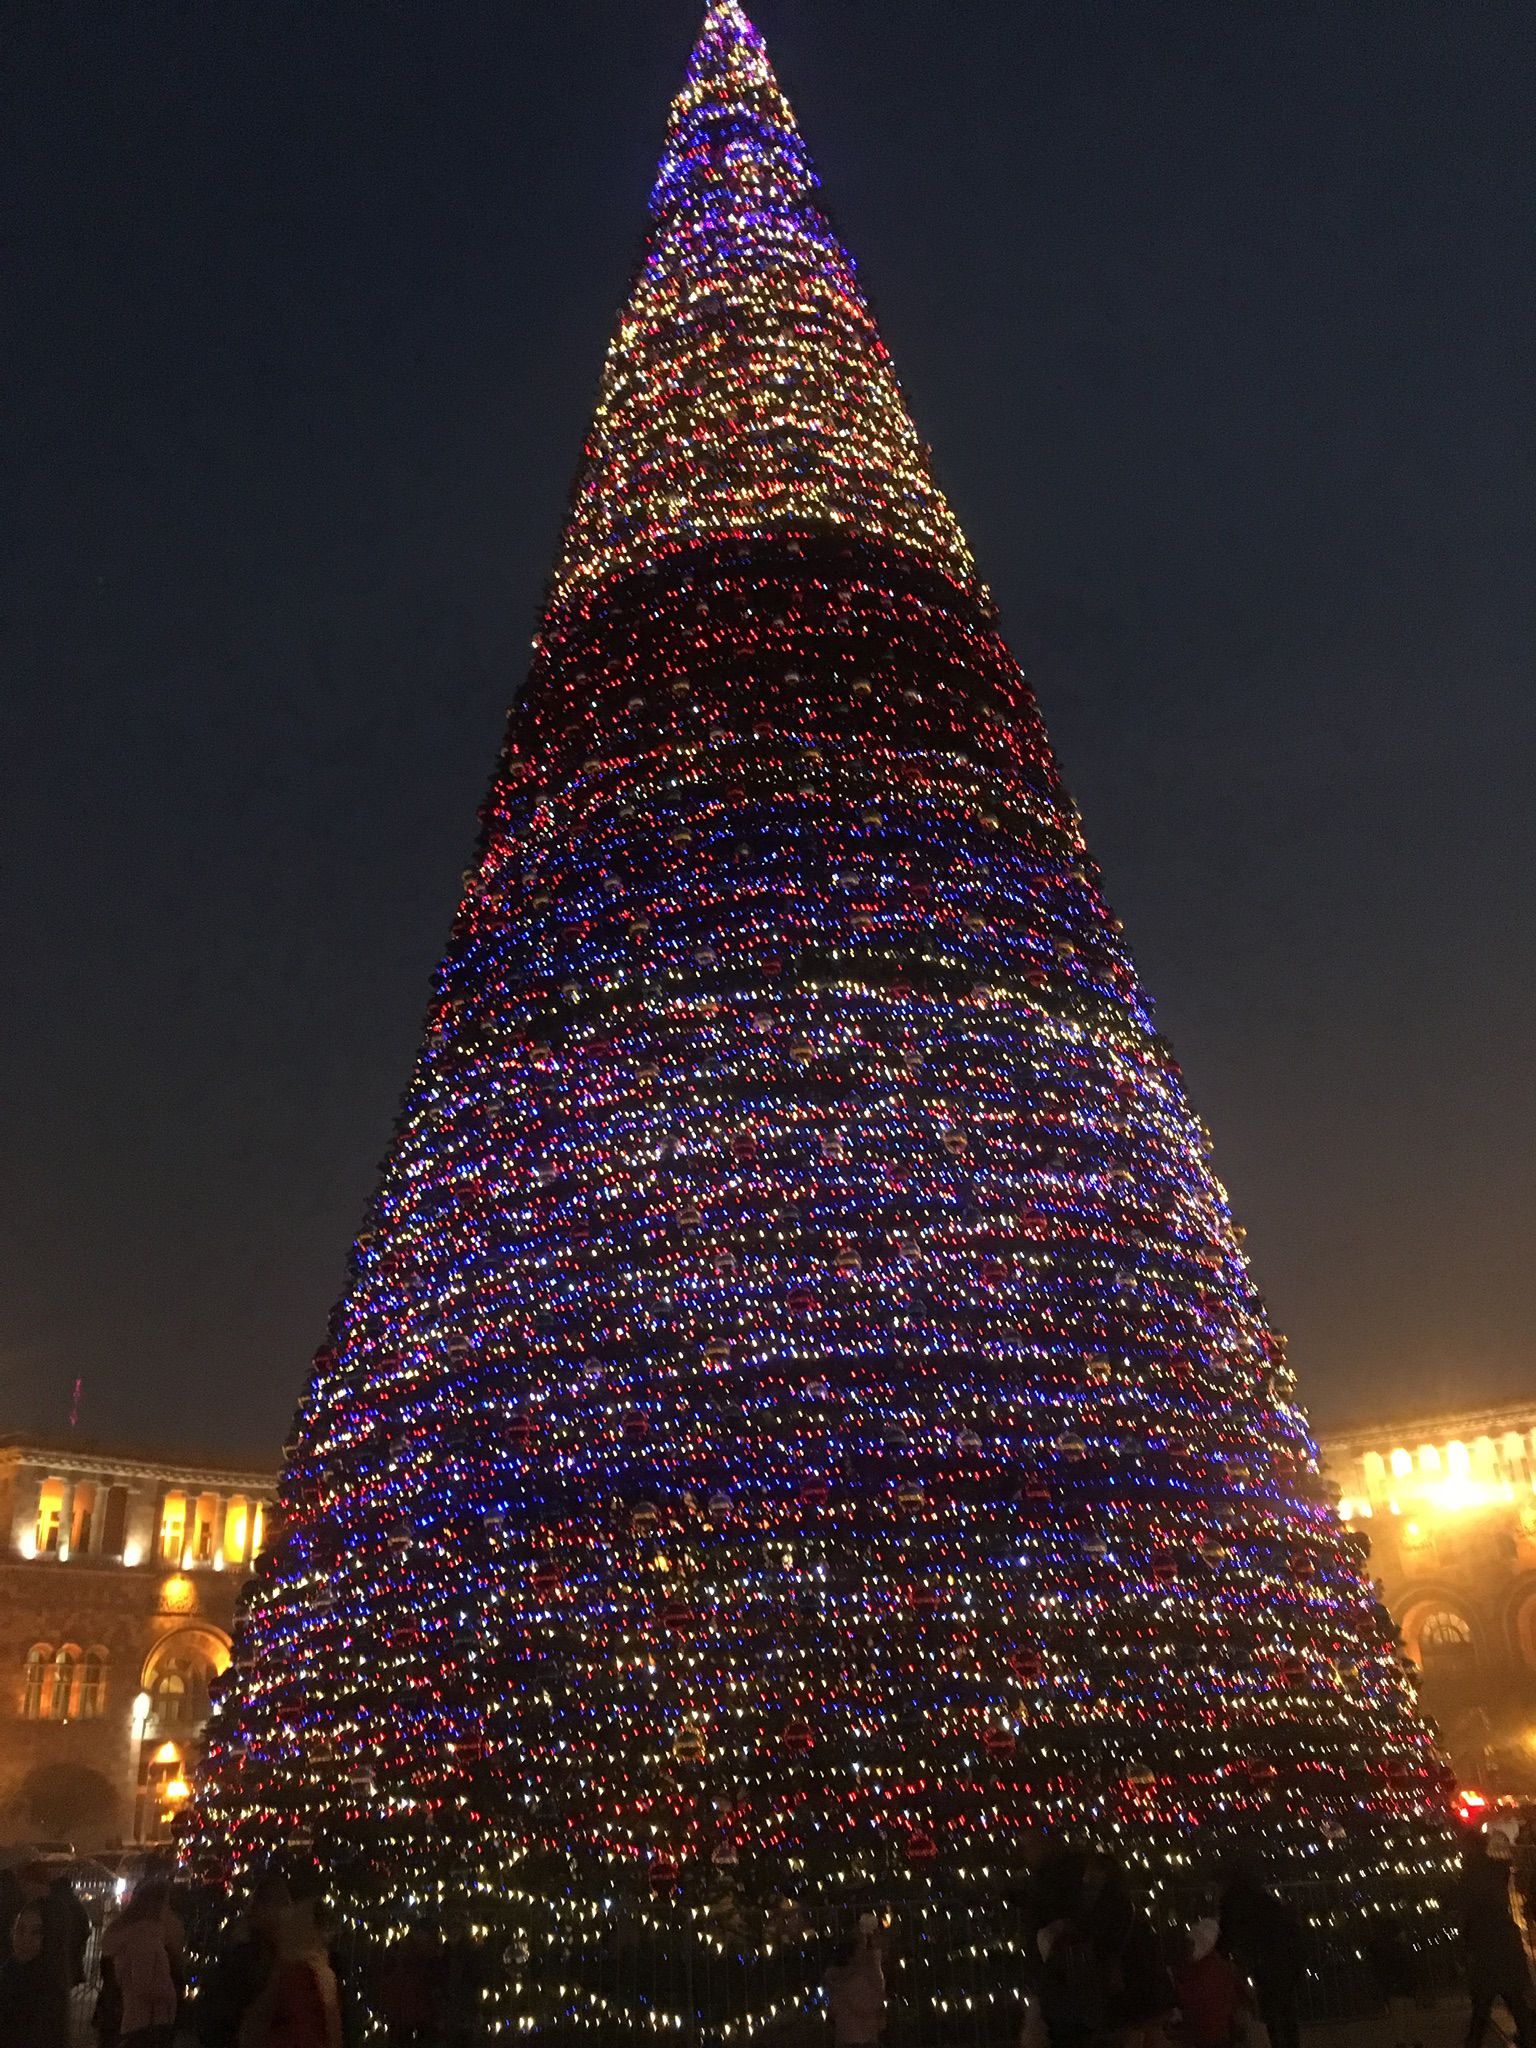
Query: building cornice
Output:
[[0, 1435, 275, 1491], [1321, 1403, 1536, 1460]]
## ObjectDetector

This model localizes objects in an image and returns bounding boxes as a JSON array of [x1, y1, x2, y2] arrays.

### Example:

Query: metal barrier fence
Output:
[[23, 1840, 1483, 2047], [298, 1875, 1461, 2048], [66, 1864, 119, 2048]]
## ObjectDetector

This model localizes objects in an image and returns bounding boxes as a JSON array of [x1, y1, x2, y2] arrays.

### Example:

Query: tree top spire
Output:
[[547, 0, 978, 613]]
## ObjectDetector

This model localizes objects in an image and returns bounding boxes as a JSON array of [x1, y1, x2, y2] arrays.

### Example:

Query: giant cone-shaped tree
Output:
[[194, 4, 1452, 2036]]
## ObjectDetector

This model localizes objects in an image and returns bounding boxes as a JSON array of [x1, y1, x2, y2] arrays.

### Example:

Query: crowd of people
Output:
[[823, 1833, 1534, 2048], [0, 1828, 1528, 2048], [831, 1835, 1536, 2048], [1009, 1849, 1307, 2048]]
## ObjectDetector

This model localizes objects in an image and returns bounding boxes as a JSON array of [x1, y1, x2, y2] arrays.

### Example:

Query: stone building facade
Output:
[[0, 1435, 275, 1848], [1322, 1402, 1536, 1793]]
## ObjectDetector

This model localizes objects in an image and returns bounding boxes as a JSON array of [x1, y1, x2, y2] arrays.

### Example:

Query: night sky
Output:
[[7, 1, 1533, 1461]]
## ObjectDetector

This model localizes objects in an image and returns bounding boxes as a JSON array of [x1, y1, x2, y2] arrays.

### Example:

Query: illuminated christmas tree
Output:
[[194, 3, 1453, 2035]]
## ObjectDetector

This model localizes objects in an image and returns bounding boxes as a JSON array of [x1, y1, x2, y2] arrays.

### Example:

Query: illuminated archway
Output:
[[1400, 1594, 1479, 1674], [141, 1625, 231, 1730]]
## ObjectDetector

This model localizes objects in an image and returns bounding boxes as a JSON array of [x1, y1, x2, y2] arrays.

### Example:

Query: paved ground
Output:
[[1309, 1997, 1499, 2048]]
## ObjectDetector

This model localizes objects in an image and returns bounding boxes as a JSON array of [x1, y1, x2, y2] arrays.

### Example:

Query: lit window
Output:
[[1390, 1448, 1412, 1478], [1416, 1610, 1475, 1670], [49, 1647, 79, 1720], [159, 1493, 186, 1564], [1418, 1444, 1442, 1475], [35, 1481, 64, 1556], [1448, 1441, 1471, 1478], [78, 1649, 108, 1719], [154, 1668, 188, 1727], [22, 1647, 49, 1720]]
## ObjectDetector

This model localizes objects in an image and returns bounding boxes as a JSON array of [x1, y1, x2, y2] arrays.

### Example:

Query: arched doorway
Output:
[[136, 1626, 230, 1842], [1400, 1596, 1480, 1675]]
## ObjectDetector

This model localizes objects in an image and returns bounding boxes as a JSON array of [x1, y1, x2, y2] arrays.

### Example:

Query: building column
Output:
[[85, 1479, 108, 1556], [124, 1485, 160, 1568]]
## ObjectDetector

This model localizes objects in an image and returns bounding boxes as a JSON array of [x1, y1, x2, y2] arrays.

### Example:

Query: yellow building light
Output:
[[1399, 1472, 1519, 1515], [1390, 1448, 1413, 1478]]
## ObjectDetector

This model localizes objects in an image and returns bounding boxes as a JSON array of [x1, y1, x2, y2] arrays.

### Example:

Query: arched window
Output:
[[49, 1647, 79, 1721], [153, 1666, 188, 1726], [1417, 1609, 1475, 1671], [22, 1646, 49, 1719], [151, 1657, 211, 1728], [141, 1629, 229, 1739], [78, 1648, 108, 1719]]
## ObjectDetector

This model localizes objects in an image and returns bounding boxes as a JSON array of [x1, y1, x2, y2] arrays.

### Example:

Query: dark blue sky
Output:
[[6, 1, 1534, 1458]]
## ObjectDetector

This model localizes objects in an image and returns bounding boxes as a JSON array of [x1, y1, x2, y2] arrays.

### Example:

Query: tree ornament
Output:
[[673, 1723, 707, 1764]]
